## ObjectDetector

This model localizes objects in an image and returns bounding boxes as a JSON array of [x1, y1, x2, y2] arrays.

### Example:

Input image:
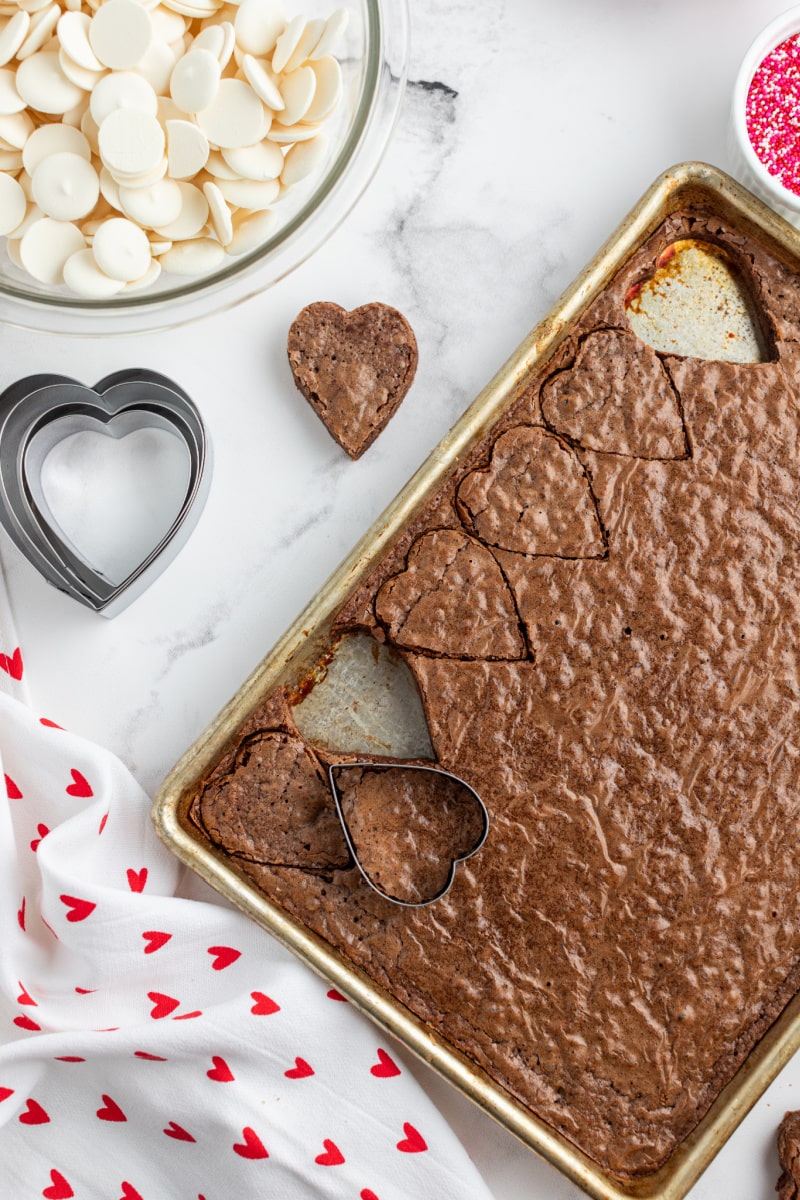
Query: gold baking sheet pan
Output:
[[153, 162, 800, 1200]]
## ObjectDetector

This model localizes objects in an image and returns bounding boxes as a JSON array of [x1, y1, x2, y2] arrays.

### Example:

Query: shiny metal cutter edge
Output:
[[153, 164, 800, 1200], [327, 760, 490, 907], [0, 368, 211, 618]]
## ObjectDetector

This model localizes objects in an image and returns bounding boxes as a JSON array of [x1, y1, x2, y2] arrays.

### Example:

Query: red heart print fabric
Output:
[[0, 593, 492, 1199]]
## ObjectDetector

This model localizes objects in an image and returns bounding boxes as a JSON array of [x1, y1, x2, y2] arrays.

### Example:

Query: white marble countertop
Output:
[[2, 1, 799, 1196]]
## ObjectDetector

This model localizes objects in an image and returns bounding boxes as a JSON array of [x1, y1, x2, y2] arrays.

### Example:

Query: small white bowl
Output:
[[730, 5, 800, 226]]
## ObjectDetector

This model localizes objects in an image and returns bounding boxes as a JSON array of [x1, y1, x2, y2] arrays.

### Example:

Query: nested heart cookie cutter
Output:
[[328, 761, 490, 907], [0, 369, 211, 617]]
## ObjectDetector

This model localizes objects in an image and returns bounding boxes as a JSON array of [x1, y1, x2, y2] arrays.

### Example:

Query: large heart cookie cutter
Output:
[[0, 369, 211, 617]]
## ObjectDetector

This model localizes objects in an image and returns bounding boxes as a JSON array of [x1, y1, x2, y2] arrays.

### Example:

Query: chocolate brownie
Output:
[[287, 301, 418, 459], [777, 1111, 800, 1200], [191, 206, 800, 1180], [331, 764, 486, 904], [197, 729, 351, 872]]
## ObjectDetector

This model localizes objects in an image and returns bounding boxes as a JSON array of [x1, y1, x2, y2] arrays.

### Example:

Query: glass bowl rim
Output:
[[0, 0, 403, 326]]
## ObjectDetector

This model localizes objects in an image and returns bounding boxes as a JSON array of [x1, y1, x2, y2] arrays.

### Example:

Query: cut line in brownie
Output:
[[539, 330, 690, 460], [194, 730, 351, 873], [374, 528, 529, 660]]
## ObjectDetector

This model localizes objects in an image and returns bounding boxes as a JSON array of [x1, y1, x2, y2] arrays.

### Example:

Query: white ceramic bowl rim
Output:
[[732, 4, 800, 212]]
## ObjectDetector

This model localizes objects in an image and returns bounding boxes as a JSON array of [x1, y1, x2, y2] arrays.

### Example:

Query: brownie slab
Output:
[[191, 205, 800, 1181]]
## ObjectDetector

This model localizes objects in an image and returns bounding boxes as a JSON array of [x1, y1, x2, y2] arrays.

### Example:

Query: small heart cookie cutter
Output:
[[0, 369, 211, 617], [328, 761, 490, 907]]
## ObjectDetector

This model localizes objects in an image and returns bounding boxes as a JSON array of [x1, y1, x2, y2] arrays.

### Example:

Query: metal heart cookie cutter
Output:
[[0, 369, 211, 618], [327, 761, 490, 908]]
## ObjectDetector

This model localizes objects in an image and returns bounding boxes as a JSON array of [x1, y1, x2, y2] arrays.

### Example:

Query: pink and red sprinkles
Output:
[[747, 33, 800, 196]]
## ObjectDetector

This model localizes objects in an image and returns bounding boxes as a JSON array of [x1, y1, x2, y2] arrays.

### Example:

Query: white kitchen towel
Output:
[[0, 580, 495, 1200]]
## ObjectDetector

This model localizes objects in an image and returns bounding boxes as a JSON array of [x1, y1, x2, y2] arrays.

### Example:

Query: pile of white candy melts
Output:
[[0, 0, 347, 297]]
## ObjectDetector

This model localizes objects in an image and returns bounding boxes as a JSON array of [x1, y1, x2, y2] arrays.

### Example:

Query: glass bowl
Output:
[[0, 0, 409, 334]]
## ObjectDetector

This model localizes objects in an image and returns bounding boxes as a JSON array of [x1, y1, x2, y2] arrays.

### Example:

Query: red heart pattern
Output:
[[98, 811, 108, 835], [250, 991, 280, 1015], [396, 1122, 427, 1153], [17, 897, 25, 930], [0, 645, 23, 680], [315, 1138, 345, 1166], [142, 930, 171, 954], [20, 1098, 50, 1124], [0, 1087, 14, 1101], [30, 823, 49, 851], [173, 1010, 202, 1020], [59, 894, 95, 922], [97, 1094, 127, 1122], [39, 717, 63, 729], [207, 1056, 234, 1083], [54, 1057, 84, 1063], [5, 772, 22, 799], [134, 1052, 167, 1061], [326, 988, 347, 1002], [17, 981, 36, 1006], [14, 1014, 40, 1031], [126, 868, 147, 893], [43, 1169, 73, 1199], [148, 991, 180, 1019], [370, 1049, 401, 1078], [120, 1185, 143, 1200], [284, 1057, 314, 1079], [233, 1126, 269, 1159], [361, 1191, 380, 1200], [65, 768, 92, 797], [208, 945, 240, 970], [163, 1120, 196, 1142]]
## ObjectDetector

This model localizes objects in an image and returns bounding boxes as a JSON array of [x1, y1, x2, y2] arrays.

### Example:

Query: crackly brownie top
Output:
[[287, 301, 418, 459], [194, 208, 800, 1180]]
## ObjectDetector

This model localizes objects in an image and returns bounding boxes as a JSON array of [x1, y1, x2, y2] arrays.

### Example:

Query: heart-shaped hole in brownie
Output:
[[329, 762, 489, 906], [624, 239, 772, 363], [291, 633, 434, 761]]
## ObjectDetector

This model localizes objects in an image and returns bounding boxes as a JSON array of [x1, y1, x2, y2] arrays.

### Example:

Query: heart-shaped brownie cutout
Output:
[[456, 426, 605, 557], [197, 731, 351, 871], [540, 330, 688, 458], [375, 529, 526, 659], [329, 762, 489, 905], [287, 302, 418, 459], [624, 239, 772, 363]]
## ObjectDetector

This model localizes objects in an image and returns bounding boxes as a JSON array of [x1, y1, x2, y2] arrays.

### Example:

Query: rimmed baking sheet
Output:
[[153, 162, 800, 1200]]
